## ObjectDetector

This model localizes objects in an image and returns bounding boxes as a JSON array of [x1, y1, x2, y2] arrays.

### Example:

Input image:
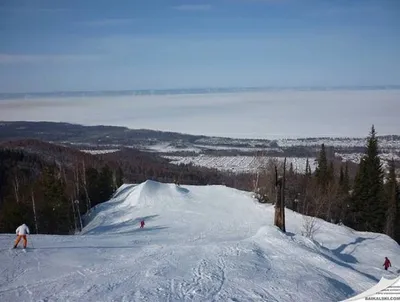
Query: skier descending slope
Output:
[[383, 257, 391, 270], [13, 223, 30, 249]]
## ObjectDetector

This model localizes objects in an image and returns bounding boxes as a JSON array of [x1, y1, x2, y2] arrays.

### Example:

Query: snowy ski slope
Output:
[[0, 180, 399, 301]]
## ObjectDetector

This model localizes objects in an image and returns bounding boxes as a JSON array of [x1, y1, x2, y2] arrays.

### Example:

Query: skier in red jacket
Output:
[[383, 257, 391, 270], [140, 220, 145, 228]]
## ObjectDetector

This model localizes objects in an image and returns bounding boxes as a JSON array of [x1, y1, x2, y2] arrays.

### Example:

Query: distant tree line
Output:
[[0, 151, 119, 234]]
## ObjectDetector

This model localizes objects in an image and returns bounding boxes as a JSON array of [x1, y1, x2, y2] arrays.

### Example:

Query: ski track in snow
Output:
[[1, 180, 399, 302]]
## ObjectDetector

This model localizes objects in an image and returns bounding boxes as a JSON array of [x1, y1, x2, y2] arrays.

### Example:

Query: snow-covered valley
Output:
[[164, 155, 318, 174], [0, 181, 399, 301]]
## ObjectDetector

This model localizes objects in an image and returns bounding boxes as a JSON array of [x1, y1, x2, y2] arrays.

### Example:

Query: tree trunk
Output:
[[31, 189, 39, 234], [281, 158, 286, 232], [82, 160, 91, 212], [61, 165, 67, 184], [71, 196, 78, 232], [112, 170, 118, 191], [384, 184, 397, 238], [254, 171, 259, 192], [326, 194, 332, 222], [73, 165, 81, 201], [13, 175, 20, 203], [274, 158, 286, 232], [76, 200, 83, 231]]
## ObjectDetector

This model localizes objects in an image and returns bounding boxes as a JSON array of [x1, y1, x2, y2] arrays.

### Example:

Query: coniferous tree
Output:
[[343, 162, 350, 194], [384, 159, 399, 240], [286, 161, 299, 211], [299, 158, 312, 215], [99, 165, 115, 203], [0, 154, 6, 206], [339, 165, 344, 188], [86, 167, 100, 206], [338, 163, 350, 195], [115, 166, 124, 188], [86, 165, 115, 208], [38, 166, 70, 234], [338, 163, 351, 224], [350, 159, 367, 226], [0, 198, 33, 233], [315, 144, 328, 189], [327, 161, 334, 184], [350, 125, 386, 233]]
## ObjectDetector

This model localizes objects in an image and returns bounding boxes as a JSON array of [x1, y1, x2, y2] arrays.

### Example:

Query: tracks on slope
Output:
[[174, 251, 227, 301]]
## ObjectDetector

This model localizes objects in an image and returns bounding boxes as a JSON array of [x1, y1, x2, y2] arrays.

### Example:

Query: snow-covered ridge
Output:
[[80, 149, 120, 155], [277, 137, 400, 148], [163, 153, 399, 173], [74, 140, 399, 174], [1, 180, 398, 301], [336, 152, 400, 169]]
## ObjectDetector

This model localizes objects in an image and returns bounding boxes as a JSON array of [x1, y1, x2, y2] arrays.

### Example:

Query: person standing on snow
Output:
[[140, 220, 145, 228], [14, 223, 30, 249], [383, 257, 391, 270]]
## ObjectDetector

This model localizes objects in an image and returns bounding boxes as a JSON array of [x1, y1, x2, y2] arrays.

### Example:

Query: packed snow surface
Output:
[[1, 180, 399, 301]]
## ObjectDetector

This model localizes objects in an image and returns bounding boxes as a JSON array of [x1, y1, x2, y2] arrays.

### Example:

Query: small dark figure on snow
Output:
[[140, 220, 145, 228], [383, 257, 391, 270]]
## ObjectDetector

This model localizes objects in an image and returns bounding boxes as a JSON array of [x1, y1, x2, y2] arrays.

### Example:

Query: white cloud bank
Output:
[[0, 90, 399, 139]]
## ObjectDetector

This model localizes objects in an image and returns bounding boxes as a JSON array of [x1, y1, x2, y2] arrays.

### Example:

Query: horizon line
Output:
[[1, 85, 400, 98]]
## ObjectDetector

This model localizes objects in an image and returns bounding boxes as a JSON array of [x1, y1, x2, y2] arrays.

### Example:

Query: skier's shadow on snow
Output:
[[127, 226, 169, 234], [82, 215, 161, 235]]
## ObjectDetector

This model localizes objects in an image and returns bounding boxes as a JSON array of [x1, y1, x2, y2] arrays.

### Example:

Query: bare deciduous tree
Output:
[[71, 196, 78, 232], [252, 151, 266, 192], [302, 198, 324, 239], [75, 199, 83, 231], [81, 159, 91, 213], [31, 189, 38, 234], [302, 215, 321, 239], [13, 174, 20, 203]]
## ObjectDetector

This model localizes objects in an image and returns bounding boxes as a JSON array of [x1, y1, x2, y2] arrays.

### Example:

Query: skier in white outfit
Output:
[[14, 223, 30, 249]]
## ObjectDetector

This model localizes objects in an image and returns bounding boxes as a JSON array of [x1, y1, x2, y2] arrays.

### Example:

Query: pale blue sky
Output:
[[0, 0, 399, 92]]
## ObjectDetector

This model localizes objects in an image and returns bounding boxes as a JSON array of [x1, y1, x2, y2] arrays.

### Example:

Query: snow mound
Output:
[[112, 180, 190, 208], [1, 180, 399, 302], [82, 180, 191, 235], [81, 180, 259, 240]]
